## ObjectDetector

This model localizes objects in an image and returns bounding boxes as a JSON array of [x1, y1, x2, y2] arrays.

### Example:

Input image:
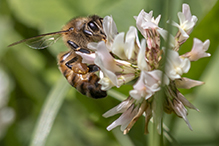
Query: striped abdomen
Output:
[[58, 51, 107, 99]]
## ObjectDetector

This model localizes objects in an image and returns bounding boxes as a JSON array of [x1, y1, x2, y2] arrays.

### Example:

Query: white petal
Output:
[[87, 42, 98, 51], [103, 16, 118, 47], [165, 50, 191, 80], [112, 32, 127, 59], [124, 26, 140, 60], [95, 41, 121, 73], [180, 58, 190, 73], [75, 52, 95, 64], [137, 39, 149, 71], [182, 4, 192, 21], [98, 77, 115, 90]]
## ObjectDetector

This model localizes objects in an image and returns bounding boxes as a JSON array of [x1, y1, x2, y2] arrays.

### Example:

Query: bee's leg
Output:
[[65, 56, 89, 74], [87, 64, 100, 72], [67, 40, 91, 54]]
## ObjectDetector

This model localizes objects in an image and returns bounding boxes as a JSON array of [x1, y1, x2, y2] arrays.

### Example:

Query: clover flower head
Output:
[[75, 3, 210, 134]]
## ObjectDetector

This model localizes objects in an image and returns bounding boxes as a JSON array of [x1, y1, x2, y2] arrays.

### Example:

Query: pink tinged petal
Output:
[[95, 41, 121, 73], [135, 9, 161, 39], [129, 72, 147, 101], [182, 3, 198, 23], [94, 42, 119, 88], [75, 52, 95, 64], [147, 70, 170, 86], [106, 104, 138, 131], [130, 70, 167, 101], [177, 91, 199, 112], [175, 77, 204, 89], [182, 4, 192, 20], [143, 70, 164, 99], [185, 38, 211, 61]]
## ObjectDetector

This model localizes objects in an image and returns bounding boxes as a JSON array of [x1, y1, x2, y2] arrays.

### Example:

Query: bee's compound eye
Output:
[[88, 21, 99, 32]]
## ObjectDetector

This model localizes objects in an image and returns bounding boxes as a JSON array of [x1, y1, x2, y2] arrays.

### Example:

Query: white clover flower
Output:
[[165, 50, 191, 80], [180, 3, 198, 34], [134, 9, 170, 52], [172, 3, 198, 43], [182, 38, 210, 61], [134, 10, 161, 39]]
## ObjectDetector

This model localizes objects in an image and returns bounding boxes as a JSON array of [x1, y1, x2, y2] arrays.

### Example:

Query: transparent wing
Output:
[[8, 29, 70, 49], [25, 33, 63, 49]]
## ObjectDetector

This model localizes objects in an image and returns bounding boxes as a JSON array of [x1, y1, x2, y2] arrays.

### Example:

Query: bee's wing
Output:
[[8, 30, 70, 49]]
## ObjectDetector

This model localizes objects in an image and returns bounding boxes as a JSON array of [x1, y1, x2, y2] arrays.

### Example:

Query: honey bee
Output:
[[8, 15, 107, 99]]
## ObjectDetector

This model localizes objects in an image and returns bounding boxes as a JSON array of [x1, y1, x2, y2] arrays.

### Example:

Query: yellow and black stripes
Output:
[[58, 51, 106, 99]]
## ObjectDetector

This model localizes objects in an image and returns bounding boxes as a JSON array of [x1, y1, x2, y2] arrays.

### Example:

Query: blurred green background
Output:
[[0, 0, 219, 146]]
